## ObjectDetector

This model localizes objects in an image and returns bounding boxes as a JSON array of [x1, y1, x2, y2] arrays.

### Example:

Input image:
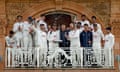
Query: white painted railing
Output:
[[5, 47, 115, 68]]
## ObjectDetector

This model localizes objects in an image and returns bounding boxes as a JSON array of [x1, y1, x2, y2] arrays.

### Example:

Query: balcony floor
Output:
[[1, 67, 118, 72]]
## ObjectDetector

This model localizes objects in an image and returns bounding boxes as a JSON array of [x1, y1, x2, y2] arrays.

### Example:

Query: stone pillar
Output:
[[110, 0, 120, 37], [110, 0, 120, 69], [0, 0, 7, 69]]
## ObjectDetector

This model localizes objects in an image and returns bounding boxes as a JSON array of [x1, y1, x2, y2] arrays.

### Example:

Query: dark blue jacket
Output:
[[59, 30, 70, 47], [80, 30, 93, 48]]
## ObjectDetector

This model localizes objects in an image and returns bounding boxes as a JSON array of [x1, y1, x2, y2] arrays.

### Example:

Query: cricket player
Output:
[[22, 17, 33, 64], [92, 24, 104, 66], [80, 24, 93, 67], [32, 24, 48, 67], [5, 31, 19, 67], [67, 22, 80, 67], [47, 24, 59, 66], [12, 15, 25, 67], [104, 27, 115, 67], [13, 15, 24, 47], [58, 24, 70, 67]]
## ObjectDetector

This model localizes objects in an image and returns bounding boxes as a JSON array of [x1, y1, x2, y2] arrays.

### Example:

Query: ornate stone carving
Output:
[[0, 19, 6, 35], [6, 0, 48, 25], [83, 1, 110, 26], [65, 0, 110, 27], [111, 19, 120, 37]]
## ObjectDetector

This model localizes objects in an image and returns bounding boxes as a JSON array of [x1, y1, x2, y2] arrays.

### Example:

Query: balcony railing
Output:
[[5, 47, 115, 68]]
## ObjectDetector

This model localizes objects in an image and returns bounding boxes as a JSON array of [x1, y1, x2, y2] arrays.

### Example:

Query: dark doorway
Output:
[[45, 14, 72, 27]]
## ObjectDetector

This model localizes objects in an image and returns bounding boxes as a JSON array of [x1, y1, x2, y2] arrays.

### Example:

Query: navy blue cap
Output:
[[77, 22, 81, 25], [93, 24, 97, 27], [28, 16, 33, 21], [106, 27, 111, 30]]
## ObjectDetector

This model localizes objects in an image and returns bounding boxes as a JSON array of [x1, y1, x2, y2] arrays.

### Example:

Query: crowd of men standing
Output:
[[5, 14, 115, 68]]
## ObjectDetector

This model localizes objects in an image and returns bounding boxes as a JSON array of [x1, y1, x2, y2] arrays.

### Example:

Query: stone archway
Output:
[[22, 0, 104, 29]]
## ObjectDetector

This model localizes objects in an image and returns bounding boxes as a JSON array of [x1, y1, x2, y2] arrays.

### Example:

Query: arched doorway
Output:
[[44, 11, 76, 27], [45, 14, 72, 27]]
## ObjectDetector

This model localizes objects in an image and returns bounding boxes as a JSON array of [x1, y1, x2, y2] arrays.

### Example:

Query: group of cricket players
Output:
[[5, 14, 115, 68]]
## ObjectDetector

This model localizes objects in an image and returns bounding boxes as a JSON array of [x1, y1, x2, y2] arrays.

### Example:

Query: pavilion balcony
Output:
[[5, 47, 117, 69]]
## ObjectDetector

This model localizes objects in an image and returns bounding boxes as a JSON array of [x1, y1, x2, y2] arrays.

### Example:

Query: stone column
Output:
[[0, 0, 7, 69], [110, 0, 120, 69]]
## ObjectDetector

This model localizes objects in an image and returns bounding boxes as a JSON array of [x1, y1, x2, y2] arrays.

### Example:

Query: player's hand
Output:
[[53, 40, 57, 43], [9, 45, 13, 48], [65, 34, 69, 40], [29, 27, 33, 33], [88, 40, 92, 44], [17, 46, 20, 48]]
